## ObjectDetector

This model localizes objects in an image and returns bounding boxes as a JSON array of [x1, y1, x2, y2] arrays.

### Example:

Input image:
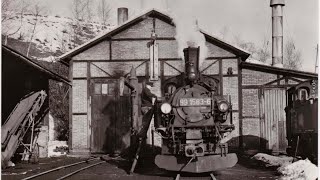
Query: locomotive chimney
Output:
[[270, 0, 285, 67], [118, 7, 128, 26], [184, 47, 200, 83]]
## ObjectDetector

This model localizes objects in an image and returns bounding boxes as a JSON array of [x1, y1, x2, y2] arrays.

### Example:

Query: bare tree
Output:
[[69, 0, 86, 48], [2, 0, 16, 23], [219, 26, 229, 40], [55, 30, 70, 54], [233, 34, 273, 63], [284, 38, 302, 70], [26, 2, 47, 57], [2, 0, 30, 45], [84, 0, 93, 22], [256, 36, 271, 63], [97, 0, 111, 29], [233, 34, 257, 56]]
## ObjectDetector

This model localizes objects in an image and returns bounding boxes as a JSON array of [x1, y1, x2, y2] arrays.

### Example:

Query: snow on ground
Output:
[[48, 140, 68, 157], [278, 159, 318, 180], [2, 14, 115, 60], [252, 153, 318, 180], [252, 153, 293, 167]]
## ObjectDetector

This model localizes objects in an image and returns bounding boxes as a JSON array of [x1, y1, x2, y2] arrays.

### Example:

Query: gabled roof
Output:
[[2, 45, 71, 85], [199, 29, 250, 59], [58, 9, 250, 64]]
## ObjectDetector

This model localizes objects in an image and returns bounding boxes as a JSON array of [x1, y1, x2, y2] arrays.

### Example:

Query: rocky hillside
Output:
[[2, 13, 115, 61], [2, 14, 115, 141]]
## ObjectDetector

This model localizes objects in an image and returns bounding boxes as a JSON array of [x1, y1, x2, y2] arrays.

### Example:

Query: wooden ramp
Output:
[[1, 91, 47, 169]]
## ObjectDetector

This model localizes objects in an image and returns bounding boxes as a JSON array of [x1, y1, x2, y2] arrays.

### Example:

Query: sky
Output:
[[45, 0, 319, 73]]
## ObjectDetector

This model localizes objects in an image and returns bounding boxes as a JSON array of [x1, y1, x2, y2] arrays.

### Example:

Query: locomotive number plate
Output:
[[179, 98, 211, 106]]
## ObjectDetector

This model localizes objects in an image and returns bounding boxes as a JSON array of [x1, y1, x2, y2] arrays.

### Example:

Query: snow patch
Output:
[[48, 141, 68, 157], [252, 153, 293, 167], [246, 58, 270, 66], [2, 14, 114, 60], [37, 56, 57, 62], [272, 63, 284, 68], [278, 159, 318, 180]]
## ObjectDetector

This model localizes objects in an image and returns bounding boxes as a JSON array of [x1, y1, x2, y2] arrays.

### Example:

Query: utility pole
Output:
[[315, 44, 318, 73]]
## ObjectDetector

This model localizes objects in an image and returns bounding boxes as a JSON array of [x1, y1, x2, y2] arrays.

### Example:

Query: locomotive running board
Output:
[[155, 153, 238, 173]]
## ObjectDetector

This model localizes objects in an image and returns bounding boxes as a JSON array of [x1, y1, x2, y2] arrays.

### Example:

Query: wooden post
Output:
[[129, 67, 139, 134]]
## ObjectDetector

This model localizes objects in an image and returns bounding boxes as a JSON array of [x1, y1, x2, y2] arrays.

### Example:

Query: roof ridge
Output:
[[58, 8, 250, 62]]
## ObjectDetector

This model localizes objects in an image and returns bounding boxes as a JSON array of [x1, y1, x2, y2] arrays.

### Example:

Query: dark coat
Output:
[[141, 87, 157, 107]]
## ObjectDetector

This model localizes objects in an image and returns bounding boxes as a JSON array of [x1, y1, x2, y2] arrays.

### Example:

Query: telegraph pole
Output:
[[315, 44, 318, 73]]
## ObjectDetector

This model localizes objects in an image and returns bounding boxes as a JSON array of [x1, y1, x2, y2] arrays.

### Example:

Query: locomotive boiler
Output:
[[153, 47, 237, 173]]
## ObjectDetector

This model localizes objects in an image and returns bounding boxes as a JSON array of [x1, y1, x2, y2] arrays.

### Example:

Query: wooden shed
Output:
[[59, 9, 317, 155], [2, 45, 70, 157], [2, 45, 70, 121]]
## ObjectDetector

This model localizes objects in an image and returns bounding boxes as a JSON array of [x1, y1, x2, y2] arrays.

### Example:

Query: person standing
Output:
[[137, 80, 157, 138], [130, 80, 157, 173]]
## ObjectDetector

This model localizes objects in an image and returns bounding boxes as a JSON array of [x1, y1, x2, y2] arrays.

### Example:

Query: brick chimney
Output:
[[118, 8, 128, 26]]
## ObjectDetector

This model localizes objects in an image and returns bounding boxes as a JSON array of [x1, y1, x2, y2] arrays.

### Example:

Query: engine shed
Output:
[[2, 45, 71, 157], [59, 9, 317, 156]]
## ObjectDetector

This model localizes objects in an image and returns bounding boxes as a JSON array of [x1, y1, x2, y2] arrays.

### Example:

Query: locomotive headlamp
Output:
[[161, 103, 172, 114], [218, 101, 229, 112]]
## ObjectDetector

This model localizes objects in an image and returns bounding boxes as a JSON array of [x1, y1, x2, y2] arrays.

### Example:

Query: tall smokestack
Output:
[[118, 8, 128, 26], [270, 0, 285, 67]]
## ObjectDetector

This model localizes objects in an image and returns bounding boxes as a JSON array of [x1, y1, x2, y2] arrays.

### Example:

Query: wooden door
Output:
[[259, 88, 287, 154], [90, 79, 131, 154]]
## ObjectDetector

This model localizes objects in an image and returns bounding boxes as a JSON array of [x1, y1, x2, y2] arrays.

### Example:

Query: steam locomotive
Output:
[[153, 47, 237, 173], [285, 79, 318, 163]]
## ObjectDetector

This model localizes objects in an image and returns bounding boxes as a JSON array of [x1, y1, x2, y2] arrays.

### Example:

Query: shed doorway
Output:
[[259, 88, 287, 154], [90, 78, 131, 154]]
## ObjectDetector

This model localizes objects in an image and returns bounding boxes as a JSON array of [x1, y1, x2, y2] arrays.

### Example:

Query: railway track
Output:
[[21, 157, 105, 180]]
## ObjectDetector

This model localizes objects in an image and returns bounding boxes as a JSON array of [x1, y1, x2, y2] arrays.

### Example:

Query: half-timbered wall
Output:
[[69, 14, 242, 153], [240, 69, 310, 153]]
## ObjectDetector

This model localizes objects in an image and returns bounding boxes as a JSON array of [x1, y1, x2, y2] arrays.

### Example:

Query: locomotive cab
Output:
[[285, 79, 318, 163]]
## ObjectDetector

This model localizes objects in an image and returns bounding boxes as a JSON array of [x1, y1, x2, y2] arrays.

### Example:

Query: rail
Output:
[[22, 157, 104, 180]]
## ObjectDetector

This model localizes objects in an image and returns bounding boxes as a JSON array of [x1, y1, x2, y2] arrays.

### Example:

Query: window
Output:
[[94, 83, 110, 95], [299, 89, 308, 100], [108, 83, 115, 95], [102, 84, 109, 95]]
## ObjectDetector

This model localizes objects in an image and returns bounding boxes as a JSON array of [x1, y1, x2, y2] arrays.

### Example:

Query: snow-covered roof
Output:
[[246, 58, 270, 65], [58, 8, 250, 63], [241, 61, 318, 79]]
